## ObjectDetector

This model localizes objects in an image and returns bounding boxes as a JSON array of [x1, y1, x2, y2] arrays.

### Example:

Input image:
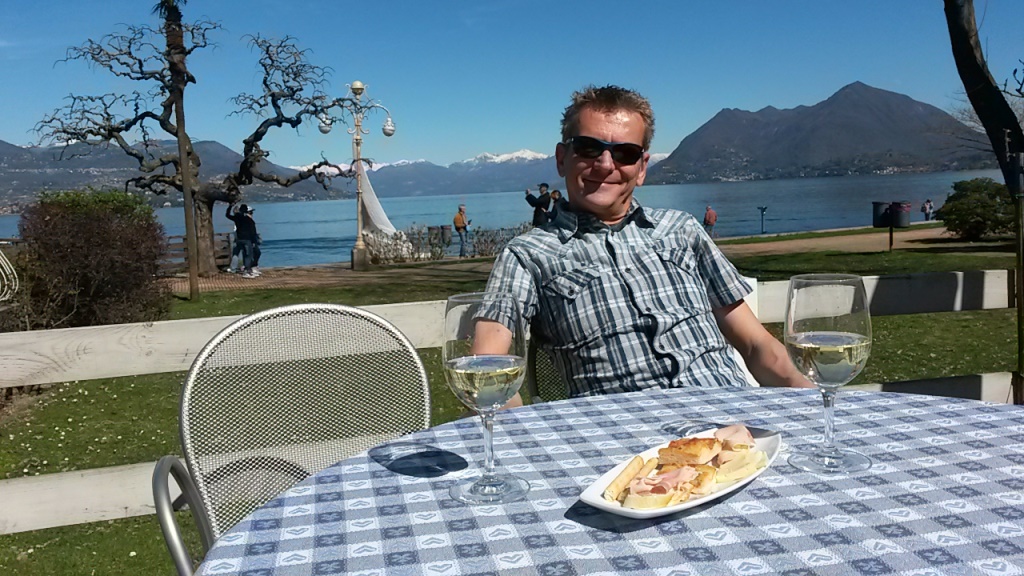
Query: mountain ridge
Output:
[[647, 81, 993, 183]]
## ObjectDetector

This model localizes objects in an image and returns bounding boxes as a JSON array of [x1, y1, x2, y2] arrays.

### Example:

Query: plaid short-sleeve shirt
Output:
[[485, 201, 752, 397]]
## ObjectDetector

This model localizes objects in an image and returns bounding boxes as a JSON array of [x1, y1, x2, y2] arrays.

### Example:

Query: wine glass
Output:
[[442, 291, 531, 504], [784, 274, 873, 474]]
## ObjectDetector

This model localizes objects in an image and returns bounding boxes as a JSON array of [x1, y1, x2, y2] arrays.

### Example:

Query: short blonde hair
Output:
[[560, 85, 655, 150]]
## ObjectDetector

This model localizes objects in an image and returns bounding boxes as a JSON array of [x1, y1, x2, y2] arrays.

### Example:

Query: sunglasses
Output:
[[565, 136, 645, 165]]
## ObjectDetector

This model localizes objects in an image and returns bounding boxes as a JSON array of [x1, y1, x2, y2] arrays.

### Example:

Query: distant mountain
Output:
[[647, 82, 995, 183], [0, 81, 1000, 210], [0, 139, 331, 209]]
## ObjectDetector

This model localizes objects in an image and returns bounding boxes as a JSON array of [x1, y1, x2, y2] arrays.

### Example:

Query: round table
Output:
[[198, 387, 1024, 575]]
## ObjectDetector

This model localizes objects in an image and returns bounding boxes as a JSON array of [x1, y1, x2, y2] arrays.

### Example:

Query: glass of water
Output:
[[784, 274, 873, 474], [442, 292, 531, 504]]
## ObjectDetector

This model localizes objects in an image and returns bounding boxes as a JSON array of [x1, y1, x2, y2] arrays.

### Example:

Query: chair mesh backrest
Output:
[[180, 303, 430, 538], [527, 336, 569, 403]]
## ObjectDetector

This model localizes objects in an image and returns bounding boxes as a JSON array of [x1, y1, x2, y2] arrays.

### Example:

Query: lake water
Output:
[[0, 169, 1002, 268]]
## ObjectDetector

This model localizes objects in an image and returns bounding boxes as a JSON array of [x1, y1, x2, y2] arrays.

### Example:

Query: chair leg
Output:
[[153, 456, 216, 576]]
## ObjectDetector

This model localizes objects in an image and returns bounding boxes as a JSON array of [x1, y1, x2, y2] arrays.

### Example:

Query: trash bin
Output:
[[440, 225, 453, 245], [427, 226, 441, 244], [872, 201, 889, 228], [890, 201, 911, 228]]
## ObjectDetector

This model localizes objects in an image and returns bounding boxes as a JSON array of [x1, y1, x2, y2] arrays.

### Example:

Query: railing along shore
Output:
[[0, 269, 1016, 535]]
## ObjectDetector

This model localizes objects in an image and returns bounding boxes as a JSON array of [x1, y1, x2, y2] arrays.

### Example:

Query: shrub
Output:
[[472, 223, 531, 257], [0, 189, 170, 331], [939, 178, 1014, 241]]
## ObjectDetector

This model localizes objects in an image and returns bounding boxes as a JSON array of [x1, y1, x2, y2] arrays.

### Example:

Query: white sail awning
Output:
[[358, 162, 396, 235]]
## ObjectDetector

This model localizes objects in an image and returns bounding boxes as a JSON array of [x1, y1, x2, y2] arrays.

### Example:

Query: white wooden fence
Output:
[[0, 270, 1016, 535]]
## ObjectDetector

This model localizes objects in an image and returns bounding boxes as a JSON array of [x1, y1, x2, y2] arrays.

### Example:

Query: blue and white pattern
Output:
[[199, 387, 1024, 576], [485, 202, 752, 397]]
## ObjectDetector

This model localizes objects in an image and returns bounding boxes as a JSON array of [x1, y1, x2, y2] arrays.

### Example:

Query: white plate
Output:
[[579, 427, 782, 519]]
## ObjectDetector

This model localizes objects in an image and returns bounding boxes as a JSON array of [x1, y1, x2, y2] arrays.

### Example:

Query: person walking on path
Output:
[[453, 204, 471, 258], [922, 199, 934, 221], [525, 183, 551, 226], [226, 203, 259, 278], [703, 205, 718, 237]]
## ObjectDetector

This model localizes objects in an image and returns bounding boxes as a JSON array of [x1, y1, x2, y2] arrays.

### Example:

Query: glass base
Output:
[[449, 473, 531, 505], [789, 448, 872, 474]]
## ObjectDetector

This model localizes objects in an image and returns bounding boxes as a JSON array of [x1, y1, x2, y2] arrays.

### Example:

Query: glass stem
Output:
[[480, 411, 496, 479], [821, 388, 837, 453]]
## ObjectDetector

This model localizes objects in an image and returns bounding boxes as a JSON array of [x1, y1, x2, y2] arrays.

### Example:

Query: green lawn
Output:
[[0, 230, 1019, 576]]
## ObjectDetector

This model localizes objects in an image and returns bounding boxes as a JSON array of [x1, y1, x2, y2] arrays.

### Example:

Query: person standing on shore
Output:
[[703, 205, 718, 237], [922, 199, 934, 221], [453, 204, 471, 258], [226, 203, 259, 278], [548, 189, 569, 222], [525, 183, 551, 226]]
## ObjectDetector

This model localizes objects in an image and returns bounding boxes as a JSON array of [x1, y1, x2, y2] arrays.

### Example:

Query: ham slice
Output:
[[714, 424, 755, 451], [628, 466, 698, 496]]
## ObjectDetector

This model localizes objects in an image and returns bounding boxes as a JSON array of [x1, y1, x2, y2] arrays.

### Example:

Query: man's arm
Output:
[[225, 203, 235, 220], [466, 320, 524, 409], [714, 301, 814, 388]]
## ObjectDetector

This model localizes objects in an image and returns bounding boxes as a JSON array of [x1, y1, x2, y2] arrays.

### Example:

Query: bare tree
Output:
[[943, 0, 1024, 179], [943, 0, 1024, 405], [36, 11, 358, 278]]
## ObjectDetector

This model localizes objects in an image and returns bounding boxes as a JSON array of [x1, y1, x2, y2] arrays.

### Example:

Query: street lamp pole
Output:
[[350, 97, 367, 268], [319, 80, 395, 271]]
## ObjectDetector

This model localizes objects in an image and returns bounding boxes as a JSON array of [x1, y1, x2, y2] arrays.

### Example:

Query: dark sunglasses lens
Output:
[[612, 144, 644, 164], [571, 136, 605, 159]]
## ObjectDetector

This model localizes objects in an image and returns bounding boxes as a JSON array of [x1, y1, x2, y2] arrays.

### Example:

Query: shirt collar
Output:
[[553, 199, 655, 241]]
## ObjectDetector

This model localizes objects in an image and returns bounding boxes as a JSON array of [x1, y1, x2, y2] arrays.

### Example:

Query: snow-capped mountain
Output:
[[648, 153, 669, 166], [452, 149, 549, 167]]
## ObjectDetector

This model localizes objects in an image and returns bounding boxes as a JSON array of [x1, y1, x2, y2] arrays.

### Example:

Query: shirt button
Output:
[[645, 306, 652, 313], [624, 268, 633, 274], [568, 289, 576, 295]]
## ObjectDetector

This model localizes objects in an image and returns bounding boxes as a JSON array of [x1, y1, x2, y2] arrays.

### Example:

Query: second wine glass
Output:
[[784, 273, 873, 474], [443, 291, 531, 504]]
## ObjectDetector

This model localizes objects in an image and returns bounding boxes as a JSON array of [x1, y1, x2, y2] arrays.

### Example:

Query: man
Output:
[[225, 203, 259, 278], [453, 204, 471, 258], [525, 183, 551, 226], [703, 205, 718, 236], [480, 85, 811, 407]]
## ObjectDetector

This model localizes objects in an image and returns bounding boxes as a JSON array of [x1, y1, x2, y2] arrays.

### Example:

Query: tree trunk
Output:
[[943, 0, 1024, 173], [194, 198, 218, 276], [943, 0, 1024, 405]]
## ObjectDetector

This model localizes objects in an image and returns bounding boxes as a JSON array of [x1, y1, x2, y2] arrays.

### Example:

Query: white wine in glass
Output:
[[443, 292, 531, 504], [785, 274, 873, 474]]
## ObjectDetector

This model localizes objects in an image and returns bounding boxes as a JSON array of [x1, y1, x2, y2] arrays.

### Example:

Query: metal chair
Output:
[[152, 303, 431, 576], [0, 246, 18, 303], [524, 276, 761, 401], [525, 334, 569, 403]]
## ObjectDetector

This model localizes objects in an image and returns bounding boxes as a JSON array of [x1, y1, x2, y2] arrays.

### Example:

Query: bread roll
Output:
[[659, 437, 722, 466]]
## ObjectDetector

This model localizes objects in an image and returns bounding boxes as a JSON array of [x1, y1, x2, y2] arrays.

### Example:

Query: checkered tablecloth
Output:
[[198, 387, 1024, 576]]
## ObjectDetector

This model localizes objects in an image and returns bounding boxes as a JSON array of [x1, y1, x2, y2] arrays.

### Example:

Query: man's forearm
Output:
[[749, 338, 814, 388]]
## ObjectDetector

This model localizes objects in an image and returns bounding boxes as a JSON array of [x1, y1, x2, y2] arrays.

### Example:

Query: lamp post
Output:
[[319, 80, 395, 271], [757, 206, 768, 234]]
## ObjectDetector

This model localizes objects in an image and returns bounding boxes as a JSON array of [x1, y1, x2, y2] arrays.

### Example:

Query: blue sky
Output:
[[1, 1, 1022, 168]]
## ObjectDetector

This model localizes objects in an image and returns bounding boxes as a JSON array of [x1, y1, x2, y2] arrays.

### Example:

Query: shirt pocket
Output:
[[539, 266, 605, 345], [650, 246, 711, 313]]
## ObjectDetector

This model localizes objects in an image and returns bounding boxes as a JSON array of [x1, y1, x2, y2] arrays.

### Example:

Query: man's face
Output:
[[555, 107, 649, 224]]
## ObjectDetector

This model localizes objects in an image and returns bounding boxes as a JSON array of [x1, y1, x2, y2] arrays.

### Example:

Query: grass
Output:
[[167, 269, 491, 320], [732, 249, 1014, 282], [716, 221, 947, 245], [0, 226, 1018, 575]]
